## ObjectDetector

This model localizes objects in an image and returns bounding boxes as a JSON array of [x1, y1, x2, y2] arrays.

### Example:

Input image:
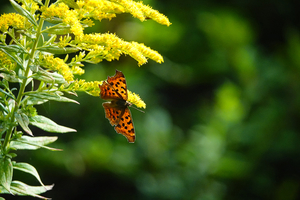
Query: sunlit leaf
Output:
[[0, 157, 13, 194], [10, 135, 60, 151], [0, 181, 53, 199], [0, 72, 22, 83], [26, 92, 79, 104], [43, 24, 72, 35], [13, 162, 45, 187], [15, 113, 33, 136], [38, 46, 80, 54], [26, 97, 49, 105], [30, 69, 67, 84], [0, 45, 27, 54], [29, 115, 77, 133]]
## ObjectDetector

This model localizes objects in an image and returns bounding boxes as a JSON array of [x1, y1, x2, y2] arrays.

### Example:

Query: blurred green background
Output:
[[3, 0, 300, 199]]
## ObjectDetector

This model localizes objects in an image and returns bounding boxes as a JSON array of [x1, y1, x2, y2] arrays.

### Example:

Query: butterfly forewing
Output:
[[106, 70, 128, 100], [114, 107, 135, 143]]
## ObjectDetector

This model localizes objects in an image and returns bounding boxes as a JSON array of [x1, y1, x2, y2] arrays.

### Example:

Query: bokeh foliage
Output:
[[2, 0, 300, 199]]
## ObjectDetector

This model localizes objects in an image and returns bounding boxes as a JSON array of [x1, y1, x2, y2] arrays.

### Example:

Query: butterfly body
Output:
[[99, 70, 135, 143]]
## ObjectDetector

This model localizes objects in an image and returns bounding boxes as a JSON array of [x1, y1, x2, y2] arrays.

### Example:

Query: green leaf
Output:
[[10, 135, 60, 150], [0, 73, 22, 83], [15, 113, 33, 136], [43, 24, 72, 35], [0, 197, 5, 200], [0, 102, 8, 114], [0, 88, 15, 100], [26, 97, 49, 105], [26, 92, 79, 104], [29, 115, 77, 133], [0, 157, 13, 194], [13, 162, 45, 187], [31, 69, 67, 84], [38, 46, 80, 54], [0, 181, 53, 199], [0, 45, 27, 54], [9, 0, 37, 27]]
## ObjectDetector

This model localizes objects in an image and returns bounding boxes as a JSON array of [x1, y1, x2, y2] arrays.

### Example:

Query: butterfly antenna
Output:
[[130, 106, 145, 113]]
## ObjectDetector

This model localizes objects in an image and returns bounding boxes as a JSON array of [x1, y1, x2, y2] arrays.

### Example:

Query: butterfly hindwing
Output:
[[114, 107, 135, 143], [102, 102, 124, 126]]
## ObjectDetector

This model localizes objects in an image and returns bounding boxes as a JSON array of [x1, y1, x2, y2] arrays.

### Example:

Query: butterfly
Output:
[[99, 70, 135, 143]]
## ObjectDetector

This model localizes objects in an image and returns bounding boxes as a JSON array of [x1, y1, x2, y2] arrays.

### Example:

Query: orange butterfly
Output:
[[99, 70, 135, 143]]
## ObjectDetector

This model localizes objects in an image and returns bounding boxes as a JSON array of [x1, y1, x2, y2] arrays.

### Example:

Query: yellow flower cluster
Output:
[[128, 90, 146, 109], [77, 0, 123, 21], [78, 33, 163, 65], [110, 0, 171, 26], [63, 79, 102, 96], [71, 66, 85, 75], [0, 50, 17, 70], [41, 3, 83, 38], [39, 54, 74, 82], [0, 13, 25, 32]]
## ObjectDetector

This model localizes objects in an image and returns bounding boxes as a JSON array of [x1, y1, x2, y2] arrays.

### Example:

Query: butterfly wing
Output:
[[115, 107, 135, 143], [99, 81, 122, 100], [102, 102, 124, 126], [106, 70, 128, 101]]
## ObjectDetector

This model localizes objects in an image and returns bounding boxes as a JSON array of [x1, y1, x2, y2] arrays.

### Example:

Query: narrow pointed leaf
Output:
[[0, 88, 15, 100], [15, 113, 33, 136], [0, 45, 27, 54], [10, 135, 60, 150], [1, 181, 53, 199], [13, 163, 45, 187], [0, 73, 22, 83], [26, 92, 79, 104], [0, 157, 13, 194], [9, 0, 37, 27], [31, 69, 67, 84], [29, 115, 76, 133], [38, 46, 80, 54], [26, 97, 49, 105], [43, 24, 72, 35]]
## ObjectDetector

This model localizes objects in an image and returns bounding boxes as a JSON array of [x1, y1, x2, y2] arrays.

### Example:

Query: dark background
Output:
[[2, 0, 300, 199]]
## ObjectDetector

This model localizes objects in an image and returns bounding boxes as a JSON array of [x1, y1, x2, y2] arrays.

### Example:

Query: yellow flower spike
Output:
[[0, 13, 25, 32], [0, 50, 17, 70], [135, 2, 171, 26], [40, 55, 74, 82], [72, 66, 85, 75], [42, 3, 84, 38], [128, 90, 146, 109], [132, 42, 164, 64], [64, 79, 102, 96]]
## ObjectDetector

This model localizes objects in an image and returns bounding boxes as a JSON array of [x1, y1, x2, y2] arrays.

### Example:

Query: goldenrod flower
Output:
[[0, 13, 25, 32], [128, 90, 146, 109], [39, 54, 74, 82], [61, 79, 102, 96], [0, 50, 17, 70], [42, 3, 83, 38], [132, 42, 164, 64]]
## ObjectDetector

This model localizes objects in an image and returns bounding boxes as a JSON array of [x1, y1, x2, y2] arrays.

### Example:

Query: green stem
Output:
[[2, 0, 50, 153]]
